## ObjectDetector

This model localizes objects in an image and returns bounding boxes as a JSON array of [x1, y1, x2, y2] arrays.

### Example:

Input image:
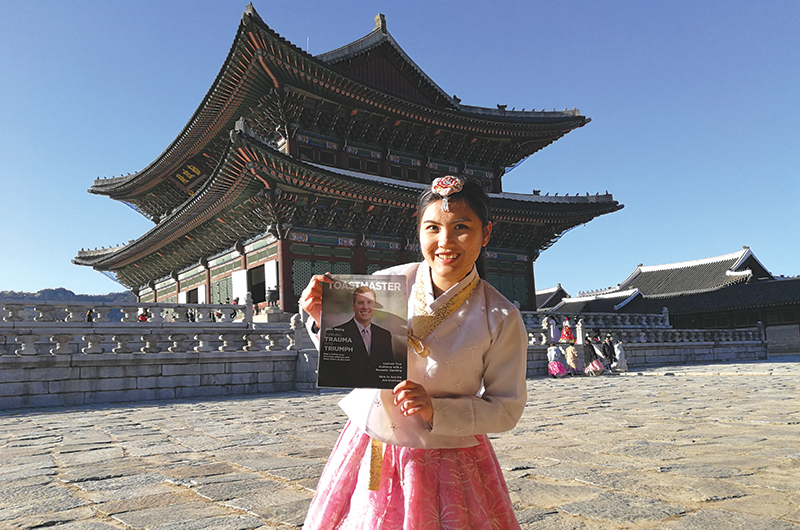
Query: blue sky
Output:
[[1, 1, 798, 296]]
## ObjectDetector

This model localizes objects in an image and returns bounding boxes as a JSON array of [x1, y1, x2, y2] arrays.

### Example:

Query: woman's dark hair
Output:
[[416, 177, 492, 277]]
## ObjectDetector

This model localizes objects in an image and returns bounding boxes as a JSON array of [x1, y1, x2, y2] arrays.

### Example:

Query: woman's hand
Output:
[[299, 273, 332, 327], [393, 380, 433, 423]]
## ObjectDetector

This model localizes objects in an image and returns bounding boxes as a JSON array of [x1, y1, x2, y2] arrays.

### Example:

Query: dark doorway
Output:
[[248, 265, 266, 305]]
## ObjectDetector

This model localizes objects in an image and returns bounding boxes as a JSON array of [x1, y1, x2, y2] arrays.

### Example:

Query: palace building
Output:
[[550, 247, 800, 353], [74, 5, 622, 312]]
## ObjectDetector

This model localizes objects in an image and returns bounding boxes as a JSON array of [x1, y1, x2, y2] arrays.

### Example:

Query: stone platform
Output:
[[1, 356, 798, 529]]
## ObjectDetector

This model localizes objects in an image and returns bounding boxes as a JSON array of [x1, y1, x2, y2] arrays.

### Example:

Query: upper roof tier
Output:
[[88, 5, 590, 222]]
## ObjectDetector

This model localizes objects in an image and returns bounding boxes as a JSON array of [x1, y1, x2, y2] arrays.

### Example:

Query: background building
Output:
[[551, 247, 800, 353], [74, 6, 621, 312]]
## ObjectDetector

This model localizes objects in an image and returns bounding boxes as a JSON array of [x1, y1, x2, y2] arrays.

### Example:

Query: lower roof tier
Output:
[[74, 127, 622, 288]]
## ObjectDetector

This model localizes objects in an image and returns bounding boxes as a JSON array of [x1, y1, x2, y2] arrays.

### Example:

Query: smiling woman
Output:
[[299, 176, 528, 529], [417, 178, 493, 297]]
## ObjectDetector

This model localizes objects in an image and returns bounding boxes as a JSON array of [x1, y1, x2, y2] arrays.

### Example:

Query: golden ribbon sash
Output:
[[368, 270, 480, 491], [406, 273, 480, 358]]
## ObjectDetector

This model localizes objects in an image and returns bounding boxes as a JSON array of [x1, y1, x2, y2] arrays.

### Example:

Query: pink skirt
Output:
[[548, 361, 567, 377], [585, 359, 605, 375], [303, 421, 520, 529]]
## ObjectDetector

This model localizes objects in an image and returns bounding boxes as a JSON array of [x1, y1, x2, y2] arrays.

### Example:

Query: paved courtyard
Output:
[[1, 356, 798, 529]]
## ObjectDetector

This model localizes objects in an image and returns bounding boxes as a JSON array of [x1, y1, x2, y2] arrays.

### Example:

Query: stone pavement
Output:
[[1, 356, 798, 530]]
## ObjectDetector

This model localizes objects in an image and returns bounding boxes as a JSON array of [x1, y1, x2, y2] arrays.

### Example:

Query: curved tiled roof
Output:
[[75, 126, 621, 288], [86, 5, 590, 220], [551, 289, 639, 313], [615, 248, 771, 297], [620, 278, 800, 315]]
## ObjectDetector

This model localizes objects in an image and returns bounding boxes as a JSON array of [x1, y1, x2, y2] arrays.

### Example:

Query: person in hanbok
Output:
[[602, 335, 616, 364], [560, 317, 575, 343], [299, 176, 527, 529], [584, 336, 605, 376], [563, 341, 583, 375], [547, 317, 561, 344], [611, 340, 629, 372], [547, 342, 567, 378]]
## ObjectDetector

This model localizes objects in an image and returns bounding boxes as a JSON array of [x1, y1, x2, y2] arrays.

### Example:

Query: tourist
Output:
[[85, 309, 93, 323], [299, 176, 527, 529], [564, 340, 584, 375], [547, 342, 567, 378], [547, 316, 561, 344], [584, 336, 605, 376], [612, 340, 629, 372], [560, 317, 575, 343], [602, 335, 616, 364], [582, 335, 597, 368]]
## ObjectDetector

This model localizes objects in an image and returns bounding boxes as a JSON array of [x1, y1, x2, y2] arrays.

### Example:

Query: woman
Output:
[[547, 342, 567, 378], [300, 177, 527, 529], [612, 340, 629, 372], [564, 341, 583, 375], [583, 336, 605, 376]]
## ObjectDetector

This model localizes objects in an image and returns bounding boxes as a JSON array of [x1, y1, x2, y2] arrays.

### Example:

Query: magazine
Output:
[[317, 274, 407, 389]]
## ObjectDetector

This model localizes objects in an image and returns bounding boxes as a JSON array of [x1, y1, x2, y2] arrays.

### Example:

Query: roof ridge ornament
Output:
[[244, 3, 262, 23], [375, 13, 387, 34]]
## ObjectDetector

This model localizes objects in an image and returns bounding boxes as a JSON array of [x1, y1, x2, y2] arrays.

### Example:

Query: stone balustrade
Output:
[[522, 309, 765, 346], [0, 299, 768, 410], [521, 308, 671, 334], [1, 297, 254, 329]]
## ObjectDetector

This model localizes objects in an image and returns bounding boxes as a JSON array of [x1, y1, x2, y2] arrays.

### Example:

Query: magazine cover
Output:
[[318, 274, 407, 389]]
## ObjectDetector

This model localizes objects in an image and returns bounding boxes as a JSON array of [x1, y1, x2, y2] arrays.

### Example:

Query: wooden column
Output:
[[526, 258, 537, 311], [277, 239, 292, 312]]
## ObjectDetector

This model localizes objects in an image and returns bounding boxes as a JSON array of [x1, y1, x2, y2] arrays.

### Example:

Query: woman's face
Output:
[[419, 199, 492, 296]]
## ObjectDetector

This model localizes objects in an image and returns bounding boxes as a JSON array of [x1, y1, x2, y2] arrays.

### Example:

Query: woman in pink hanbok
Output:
[[300, 177, 527, 529], [547, 343, 567, 377]]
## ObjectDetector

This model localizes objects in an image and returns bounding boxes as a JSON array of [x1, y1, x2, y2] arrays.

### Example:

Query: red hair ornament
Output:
[[431, 176, 464, 211]]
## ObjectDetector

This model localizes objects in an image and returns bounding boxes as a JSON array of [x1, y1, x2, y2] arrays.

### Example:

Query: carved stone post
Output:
[[50, 334, 74, 355], [290, 313, 316, 351], [149, 307, 164, 324], [34, 305, 57, 323], [168, 334, 190, 353], [244, 292, 254, 324], [15, 334, 40, 355], [266, 332, 290, 351], [65, 306, 86, 323], [172, 307, 189, 323], [244, 332, 266, 352], [194, 333, 215, 353], [120, 306, 140, 323], [93, 306, 112, 323], [112, 334, 135, 354], [3, 304, 25, 322], [82, 334, 106, 354], [219, 333, 240, 352], [140, 334, 162, 354]]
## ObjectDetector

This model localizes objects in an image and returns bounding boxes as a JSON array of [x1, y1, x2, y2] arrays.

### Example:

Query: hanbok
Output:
[[559, 318, 575, 343], [564, 344, 584, 374], [611, 342, 628, 372], [303, 262, 527, 529], [585, 359, 605, 376], [547, 345, 567, 378]]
